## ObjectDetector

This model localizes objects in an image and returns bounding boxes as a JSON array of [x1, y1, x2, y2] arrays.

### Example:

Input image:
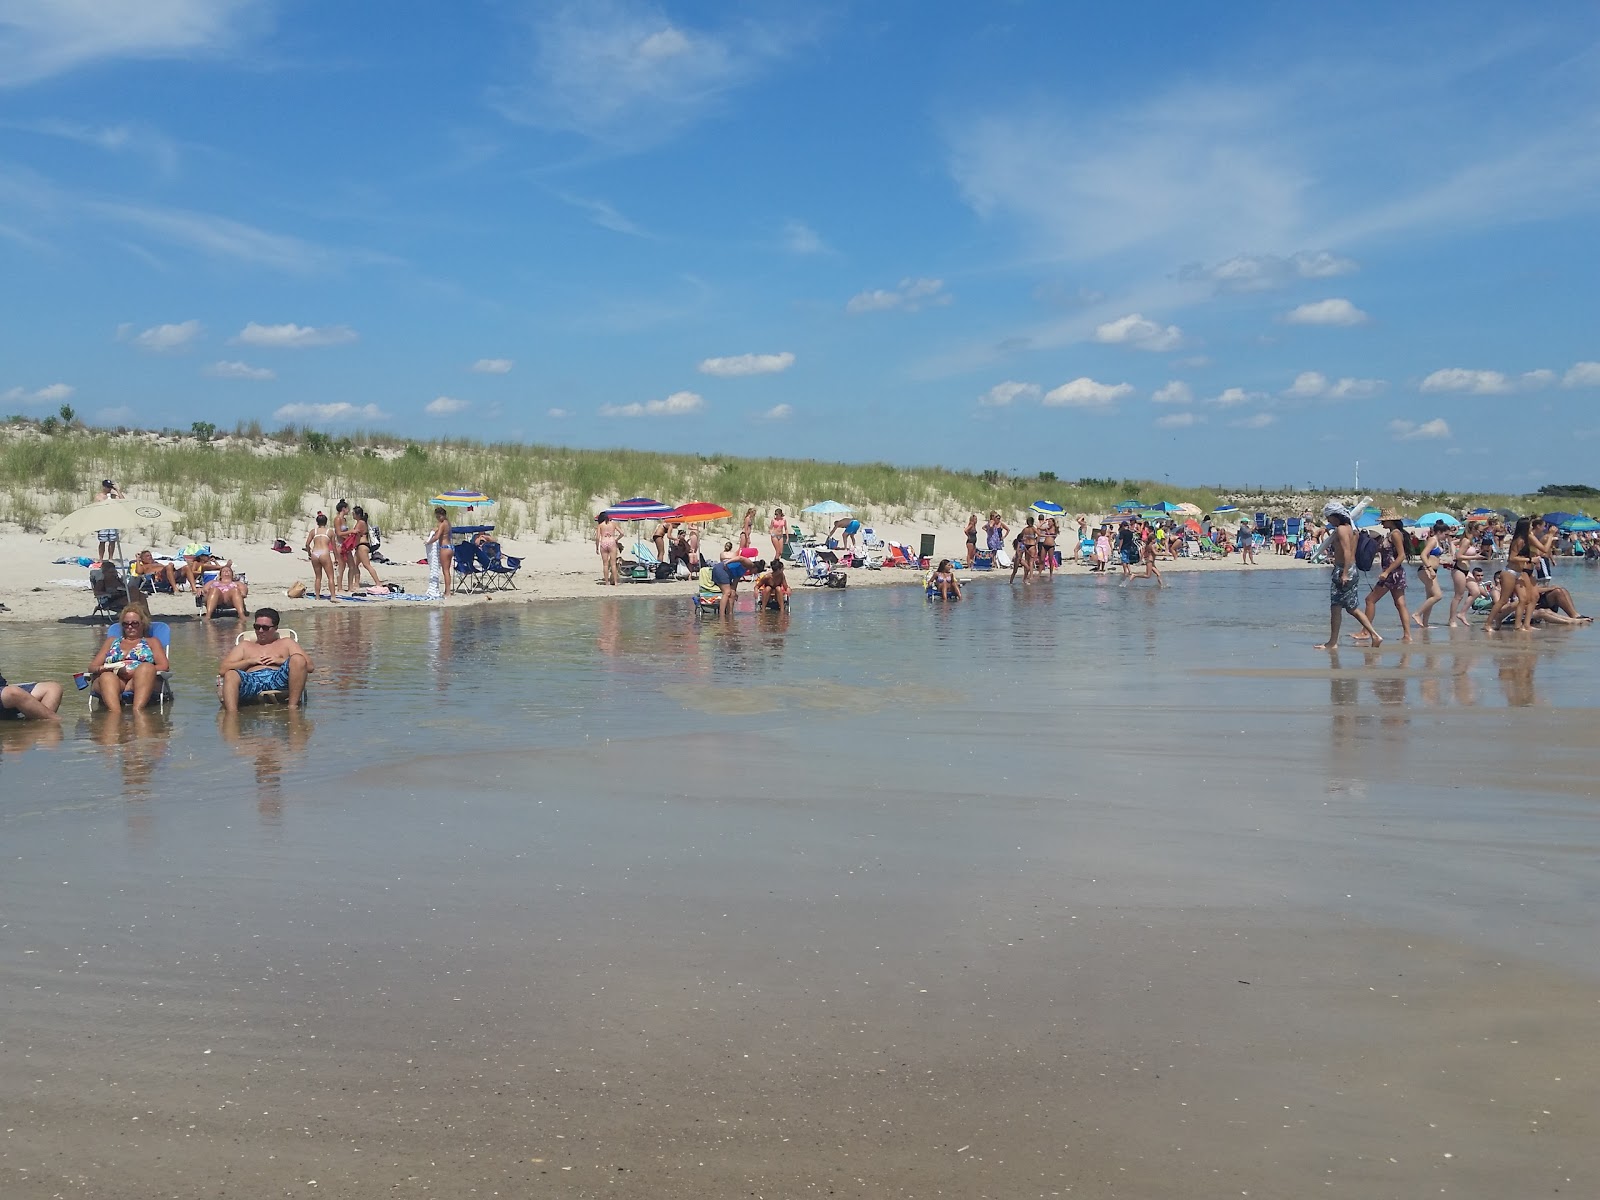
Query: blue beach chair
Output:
[[87, 621, 175, 713]]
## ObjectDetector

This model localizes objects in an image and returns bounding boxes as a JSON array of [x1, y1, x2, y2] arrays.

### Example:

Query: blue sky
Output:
[[2, 1, 1598, 492]]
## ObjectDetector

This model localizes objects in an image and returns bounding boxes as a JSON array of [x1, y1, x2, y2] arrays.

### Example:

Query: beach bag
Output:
[[286, 580, 307, 599], [654, 562, 674, 580], [1354, 529, 1380, 572], [825, 571, 848, 588], [674, 561, 690, 580]]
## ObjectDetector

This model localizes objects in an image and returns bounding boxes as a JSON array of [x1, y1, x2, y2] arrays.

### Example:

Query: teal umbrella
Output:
[[1414, 511, 1462, 528]]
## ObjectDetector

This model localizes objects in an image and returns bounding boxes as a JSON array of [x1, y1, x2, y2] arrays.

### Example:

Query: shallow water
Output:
[[3, 569, 1598, 1198]]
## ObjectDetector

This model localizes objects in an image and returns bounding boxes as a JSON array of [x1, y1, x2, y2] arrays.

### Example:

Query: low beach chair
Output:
[[799, 547, 831, 586], [478, 540, 522, 590], [88, 620, 174, 713], [224, 628, 302, 706], [453, 541, 488, 592], [624, 541, 663, 582]]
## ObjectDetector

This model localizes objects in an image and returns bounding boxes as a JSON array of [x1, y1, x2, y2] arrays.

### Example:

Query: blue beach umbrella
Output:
[[603, 496, 677, 521], [1414, 511, 1462, 528], [1030, 500, 1064, 516], [1353, 507, 1382, 528], [1212, 504, 1238, 514], [1541, 511, 1584, 528], [1113, 499, 1144, 511], [1144, 501, 1180, 513], [1561, 517, 1600, 532], [802, 500, 853, 515], [1467, 507, 1496, 516]]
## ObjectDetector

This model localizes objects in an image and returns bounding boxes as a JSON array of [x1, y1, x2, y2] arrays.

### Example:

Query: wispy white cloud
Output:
[[1284, 298, 1368, 326], [1282, 371, 1385, 400], [1042, 377, 1132, 410], [600, 389, 704, 418], [761, 403, 793, 421], [547, 407, 570, 419], [1418, 367, 1554, 395], [1564, 361, 1600, 388], [845, 277, 950, 315], [1180, 250, 1358, 292], [234, 322, 358, 349], [1, 117, 180, 174], [425, 396, 470, 416], [125, 319, 202, 352], [470, 358, 513, 374], [1155, 411, 1201, 429], [1390, 417, 1452, 441], [204, 360, 274, 380], [86, 201, 351, 274], [1151, 380, 1192, 404], [0, 0, 266, 87], [1, 381, 72, 406], [273, 402, 385, 424], [980, 380, 1040, 407], [557, 191, 647, 235], [781, 219, 826, 255], [492, 2, 804, 149], [1093, 313, 1183, 351], [698, 351, 794, 377], [1231, 412, 1277, 429]]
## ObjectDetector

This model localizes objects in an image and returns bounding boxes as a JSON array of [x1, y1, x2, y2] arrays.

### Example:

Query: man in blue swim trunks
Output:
[[217, 607, 314, 711]]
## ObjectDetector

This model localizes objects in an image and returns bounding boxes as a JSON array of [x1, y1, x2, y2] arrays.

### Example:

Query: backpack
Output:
[[1354, 529, 1380, 572]]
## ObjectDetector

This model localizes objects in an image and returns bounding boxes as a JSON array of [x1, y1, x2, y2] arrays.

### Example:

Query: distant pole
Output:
[[1354, 460, 1359, 491]]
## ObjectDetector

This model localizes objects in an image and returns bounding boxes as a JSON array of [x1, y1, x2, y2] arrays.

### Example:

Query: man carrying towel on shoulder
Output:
[[217, 607, 314, 711]]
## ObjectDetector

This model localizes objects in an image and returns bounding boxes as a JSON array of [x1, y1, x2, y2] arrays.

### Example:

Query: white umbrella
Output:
[[45, 498, 186, 542]]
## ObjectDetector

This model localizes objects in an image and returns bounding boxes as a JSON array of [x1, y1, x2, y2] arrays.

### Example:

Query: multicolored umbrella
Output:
[[1030, 500, 1064, 516], [672, 501, 732, 523], [603, 496, 677, 521], [432, 489, 495, 507]]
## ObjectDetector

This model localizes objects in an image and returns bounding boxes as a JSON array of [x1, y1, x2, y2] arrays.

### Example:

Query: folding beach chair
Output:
[[223, 628, 303, 706], [624, 541, 664, 582], [88, 621, 174, 713], [453, 541, 488, 592], [89, 566, 131, 620], [799, 547, 832, 586], [478, 540, 522, 590]]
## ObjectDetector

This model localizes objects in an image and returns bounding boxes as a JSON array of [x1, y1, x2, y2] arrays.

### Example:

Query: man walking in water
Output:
[[1317, 507, 1383, 649]]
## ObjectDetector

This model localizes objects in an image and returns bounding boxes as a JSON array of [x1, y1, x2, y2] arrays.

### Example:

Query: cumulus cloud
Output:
[[761, 404, 793, 421], [1155, 411, 1201, 429], [698, 351, 795, 377], [204, 360, 275, 380], [1151, 380, 1192, 404], [1284, 298, 1368, 326], [1042, 377, 1133, 409], [599, 390, 704, 418], [127, 319, 201, 352], [1416, 367, 1553, 395], [845, 278, 950, 314], [1181, 250, 1359, 292], [425, 396, 470, 416], [1390, 418, 1452, 441], [1092, 313, 1183, 351], [235, 322, 358, 348], [1208, 387, 1262, 408], [273, 402, 385, 424], [1, 382, 73, 406], [1564, 362, 1600, 388], [470, 358, 513, 374], [1231, 412, 1277, 429], [1282, 371, 1385, 400], [980, 380, 1041, 407]]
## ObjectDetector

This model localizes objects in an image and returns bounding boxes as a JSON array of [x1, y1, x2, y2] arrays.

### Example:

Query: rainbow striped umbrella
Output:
[[603, 496, 677, 521], [432, 489, 495, 507]]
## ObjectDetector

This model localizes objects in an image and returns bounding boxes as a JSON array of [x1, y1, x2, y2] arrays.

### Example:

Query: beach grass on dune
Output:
[[0, 421, 1561, 545]]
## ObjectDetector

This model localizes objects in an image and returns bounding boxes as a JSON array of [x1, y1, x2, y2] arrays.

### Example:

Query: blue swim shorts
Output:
[[236, 661, 290, 699]]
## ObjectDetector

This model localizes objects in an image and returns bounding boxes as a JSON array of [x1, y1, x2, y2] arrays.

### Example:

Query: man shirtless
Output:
[[1317, 510, 1384, 649], [217, 607, 314, 711]]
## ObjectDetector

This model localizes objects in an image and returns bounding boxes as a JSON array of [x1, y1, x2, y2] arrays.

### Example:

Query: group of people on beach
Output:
[[303, 500, 384, 600]]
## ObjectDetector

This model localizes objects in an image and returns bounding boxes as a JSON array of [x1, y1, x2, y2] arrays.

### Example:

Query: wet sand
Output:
[[3, 572, 1598, 1197]]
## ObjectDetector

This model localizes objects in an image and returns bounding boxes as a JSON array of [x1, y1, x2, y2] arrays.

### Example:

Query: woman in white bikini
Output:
[[305, 512, 341, 601]]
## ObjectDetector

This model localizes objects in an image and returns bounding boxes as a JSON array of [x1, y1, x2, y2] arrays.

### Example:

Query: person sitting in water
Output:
[[217, 608, 314, 711], [85, 607, 169, 713], [754, 559, 790, 609], [1, 665, 64, 721], [202, 562, 249, 620], [929, 558, 961, 601]]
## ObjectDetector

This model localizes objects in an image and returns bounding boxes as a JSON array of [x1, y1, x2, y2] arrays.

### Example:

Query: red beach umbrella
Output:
[[672, 502, 732, 523]]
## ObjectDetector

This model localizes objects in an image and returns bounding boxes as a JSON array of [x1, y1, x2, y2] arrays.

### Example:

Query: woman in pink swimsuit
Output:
[[595, 514, 622, 585]]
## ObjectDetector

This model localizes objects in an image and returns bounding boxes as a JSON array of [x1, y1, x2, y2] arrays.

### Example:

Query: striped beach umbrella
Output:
[[603, 496, 677, 521], [432, 489, 495, 507]]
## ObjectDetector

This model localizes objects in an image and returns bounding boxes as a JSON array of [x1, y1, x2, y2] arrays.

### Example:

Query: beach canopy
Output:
[[802, 500, 852, 515], [1414, 511, 1462, 528], [672, 501, 731, 523], [1030, 500, 1064, 515], [603, 497, 677, 521], [45, 497, 186, 542], [432, 489, 495, 508], [1144, 500, 1180, 513]]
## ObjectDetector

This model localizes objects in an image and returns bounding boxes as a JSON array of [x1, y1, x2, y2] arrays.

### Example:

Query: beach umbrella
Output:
[[432, 489, 495, 507], [1113, 499, 1144, 511], [603, 496, 677, 521], [1212, 504, 1238, 514], [1353, 507, 1381, 528], [45, 497, 186, 542], [1030, 500, 1064, 516], [1144, 500, 1180, 513], [802, 500, 852, 515], [672, 501, 732, 523], [1467, 506, 1496, 516], [1414, 511, 1462, 528], [1174, 502, 1203, 516], [1541, 511, 1584, 528], [1561, 517, 1600, 532]]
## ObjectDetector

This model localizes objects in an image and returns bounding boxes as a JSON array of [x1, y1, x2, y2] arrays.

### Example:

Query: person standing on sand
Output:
[[595, 514, 622, 585], [768, 507, 788, 562], [1317, 509, 1383, 649], [1093, 526, 1111, 572], [1010, 515, 1037, 583], [306, 513, 342, 601], [1411, 521, 1450, 627], [739, 507, 756, 551], [1238, 520, 1257, 565], [1359, 512, 1413, 643], [964, 513, 978, 565], [424, 507, 453, 598], [95, 479, 124, 563]]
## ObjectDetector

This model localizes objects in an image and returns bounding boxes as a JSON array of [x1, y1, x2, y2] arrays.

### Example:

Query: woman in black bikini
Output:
[[1010, 516, 1038, 583], [1488, 516, 1539, 631]]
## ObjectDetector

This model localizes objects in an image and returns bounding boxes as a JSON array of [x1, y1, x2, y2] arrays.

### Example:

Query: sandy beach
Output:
[[0, 514, 1309, 626]]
